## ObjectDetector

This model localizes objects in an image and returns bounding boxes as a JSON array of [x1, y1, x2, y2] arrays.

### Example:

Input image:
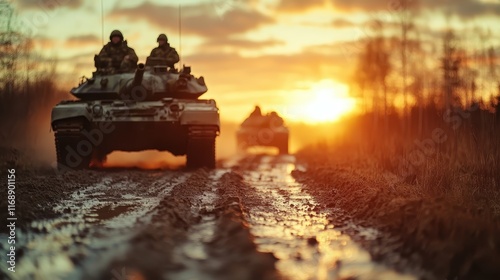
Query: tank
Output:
[[236, 107, 289, 154], [51, 56, 220, 170]]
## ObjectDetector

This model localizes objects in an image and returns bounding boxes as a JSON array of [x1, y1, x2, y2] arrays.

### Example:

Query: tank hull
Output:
[[236, 127, 289, 154], [81, 122, 188, 154], [52, 98, 219, 169]]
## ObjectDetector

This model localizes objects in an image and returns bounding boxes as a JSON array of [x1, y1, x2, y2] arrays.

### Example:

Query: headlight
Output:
[[92, 104, 103, 117]]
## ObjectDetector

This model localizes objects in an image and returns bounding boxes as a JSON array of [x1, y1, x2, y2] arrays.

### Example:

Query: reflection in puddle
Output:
[[244, 155, 415, 280]]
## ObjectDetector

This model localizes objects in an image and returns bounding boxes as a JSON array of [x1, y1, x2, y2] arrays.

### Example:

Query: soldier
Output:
[[150, 34, 179, 67], [242, 106, 264, 127], [250, 106, 262, 117], [97, 30, 138, 72], [268, 111, 284, 127]]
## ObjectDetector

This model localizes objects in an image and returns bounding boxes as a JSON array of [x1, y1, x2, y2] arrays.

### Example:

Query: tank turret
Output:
[[237, 107, 289, 154], [70, 58, 208, 101]]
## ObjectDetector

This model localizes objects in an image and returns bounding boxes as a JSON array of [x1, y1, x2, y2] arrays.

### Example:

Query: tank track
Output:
[[186, 127, 216, 169], [55, 131, 92, 170], [277, 138, 289, 155]]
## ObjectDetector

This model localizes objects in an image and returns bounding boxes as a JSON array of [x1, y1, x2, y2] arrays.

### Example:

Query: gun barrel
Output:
[[132, 63, 145, 86]]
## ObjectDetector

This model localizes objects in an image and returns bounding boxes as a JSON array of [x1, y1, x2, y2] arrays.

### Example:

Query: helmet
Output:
[[109, 30, 123, 41], [157, 34, 168, 42]]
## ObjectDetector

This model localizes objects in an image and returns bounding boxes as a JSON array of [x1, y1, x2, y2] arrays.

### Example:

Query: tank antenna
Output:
[[101, 0, 104, 45], [179, 3, 182, 69]]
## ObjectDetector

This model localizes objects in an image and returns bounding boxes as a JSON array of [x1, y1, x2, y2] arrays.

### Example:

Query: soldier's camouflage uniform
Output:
[[150, 43, 180, 67], [98, 41, 138, 72]]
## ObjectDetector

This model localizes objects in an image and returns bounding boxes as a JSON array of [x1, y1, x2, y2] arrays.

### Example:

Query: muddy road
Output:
[[1, 155, 423, 280]]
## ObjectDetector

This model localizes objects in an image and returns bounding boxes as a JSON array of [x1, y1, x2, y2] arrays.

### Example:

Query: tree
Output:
[[354, 35, 391, 134], [392, 0, 419, 137], [441, 30, 462, 109], [0, 1, 29, 94]]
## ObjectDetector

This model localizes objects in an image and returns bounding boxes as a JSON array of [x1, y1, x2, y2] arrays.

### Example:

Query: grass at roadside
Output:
[[294, 149, 500, 279]]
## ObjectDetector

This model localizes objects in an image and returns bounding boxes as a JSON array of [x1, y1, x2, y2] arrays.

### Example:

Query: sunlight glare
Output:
[[286, 79, 356, 123]]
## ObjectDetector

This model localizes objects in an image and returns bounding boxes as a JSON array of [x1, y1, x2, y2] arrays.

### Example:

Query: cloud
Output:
[[276, 0, 325, 12], [64, 34, 100, 48], [330, 0, 389, 12], [16, 0, 85, 10], [109, 2, 274, 39], [433, 0, 500, 18], [330, 18, 356, 28], [201, 37, 283, 51], [330, 0, 500, 19], [30, 35, 57, 50], [59, 51, 96, 62], [28, 35, 100, 55]]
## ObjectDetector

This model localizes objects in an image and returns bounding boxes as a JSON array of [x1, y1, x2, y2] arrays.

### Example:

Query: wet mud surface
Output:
[[234, 155, 415, 280], [2, 154, 496, 279]]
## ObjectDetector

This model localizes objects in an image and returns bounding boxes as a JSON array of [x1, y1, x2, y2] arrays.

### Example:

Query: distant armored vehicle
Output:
[[51, 57, 219, 169], [236, 106, 289, 154]]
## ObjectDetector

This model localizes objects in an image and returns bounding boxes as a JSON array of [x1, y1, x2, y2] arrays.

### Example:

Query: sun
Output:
[[286, 79, 356, 123]]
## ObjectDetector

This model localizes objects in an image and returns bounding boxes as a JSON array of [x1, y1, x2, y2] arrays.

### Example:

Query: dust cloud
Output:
[[102, 151, 186, 170]]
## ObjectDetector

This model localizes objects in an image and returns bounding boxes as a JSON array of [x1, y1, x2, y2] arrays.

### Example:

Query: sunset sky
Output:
[[7, 0, 500, 123]]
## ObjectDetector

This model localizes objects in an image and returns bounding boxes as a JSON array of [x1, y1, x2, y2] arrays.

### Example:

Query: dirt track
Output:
[[1, 154, 498, 279]]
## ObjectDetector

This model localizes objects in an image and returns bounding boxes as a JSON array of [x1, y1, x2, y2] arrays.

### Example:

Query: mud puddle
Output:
[[3, 171, 189, 280], [242, 155, 416, 280]]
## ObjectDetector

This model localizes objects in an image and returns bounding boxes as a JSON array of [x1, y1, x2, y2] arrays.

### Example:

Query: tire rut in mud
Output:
[[99, 168, 277, 280], [208, 171, 278, 280]]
